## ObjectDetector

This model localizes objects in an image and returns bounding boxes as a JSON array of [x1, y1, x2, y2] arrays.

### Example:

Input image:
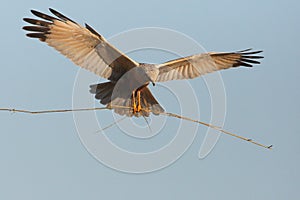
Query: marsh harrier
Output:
[[23, 8, 263, 117]]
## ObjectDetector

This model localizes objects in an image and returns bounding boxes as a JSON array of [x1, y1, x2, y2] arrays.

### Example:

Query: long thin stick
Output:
[[96, 116, 127, 133], [0, 107, 272, 149], [162, 112, 272, 149], [0, 107, 110, 114]]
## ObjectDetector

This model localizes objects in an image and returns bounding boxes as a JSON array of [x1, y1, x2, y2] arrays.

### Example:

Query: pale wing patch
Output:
[[156, 49, 263, 82], [45, 20, 113, 78], [23, 9, 139, 80]]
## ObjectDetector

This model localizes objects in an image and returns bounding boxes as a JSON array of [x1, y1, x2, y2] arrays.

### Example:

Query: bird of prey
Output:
[[23, 8, 263, 117]]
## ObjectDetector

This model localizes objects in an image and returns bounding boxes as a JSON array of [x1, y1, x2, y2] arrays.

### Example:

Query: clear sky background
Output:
[[1, 0, 299, 199]]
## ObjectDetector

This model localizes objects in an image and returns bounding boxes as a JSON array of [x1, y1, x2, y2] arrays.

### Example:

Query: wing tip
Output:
[[48, 8, 77, 24], [48, 8, 56, 13], [234, 48, 264, 67], [30, 9, 58, 21], [23, 26, 50, 32], [25, 33, 47, 41], [238, 48, 263, 55], [85, 23, 102, 38]]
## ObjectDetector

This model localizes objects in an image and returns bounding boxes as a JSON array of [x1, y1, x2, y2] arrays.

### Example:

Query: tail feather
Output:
[[90, 82, 115, 105], [90, 82, 164, 117], [140, 87, 164, 115]]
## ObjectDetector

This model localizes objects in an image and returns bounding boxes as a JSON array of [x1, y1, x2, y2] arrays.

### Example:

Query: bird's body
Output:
[[23, 8, 264, 117], [89, 63, 162, 116]]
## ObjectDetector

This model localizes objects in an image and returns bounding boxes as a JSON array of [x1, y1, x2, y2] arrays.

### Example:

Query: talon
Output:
[[137, 90, 142, 112], [132, 91, 137, 113], [133, 102, 137, 113], [137, 104, 141, 112]]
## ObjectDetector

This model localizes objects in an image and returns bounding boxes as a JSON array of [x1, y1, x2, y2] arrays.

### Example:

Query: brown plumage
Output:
[[23, 8, 263, 117]]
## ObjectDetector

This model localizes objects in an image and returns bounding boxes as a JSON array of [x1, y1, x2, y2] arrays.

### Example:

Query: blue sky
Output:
[[0, 0, 299, 199]]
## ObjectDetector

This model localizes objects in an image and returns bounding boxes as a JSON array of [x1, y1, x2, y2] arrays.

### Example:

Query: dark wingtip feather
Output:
[[23, 18, 31, 23], [232, 48, 264, 67], [241, 50, 263, 55], [234, 61, 253, 68], [242, 55, 264, 59], [26, 33, 47, 41], [240, 58, 261, 64], [49, 8, 58, 14], [49, 8, 77, 24], [23, 26, 50, 32], [23, 18, 51, 26], [31, 9, 58, 21], [85, 23, 102, 38], [237, 48, 252, 53]]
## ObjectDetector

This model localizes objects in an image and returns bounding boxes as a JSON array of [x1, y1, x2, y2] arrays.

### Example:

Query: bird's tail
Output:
[[90, 82, 164, 117], [137, 87, 165, 117], [89, 82, 116, 105]]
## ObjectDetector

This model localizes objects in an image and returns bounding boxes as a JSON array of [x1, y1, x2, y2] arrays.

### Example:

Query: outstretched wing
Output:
[[156, 49, 263, 82], [23, 8, 138, 81]]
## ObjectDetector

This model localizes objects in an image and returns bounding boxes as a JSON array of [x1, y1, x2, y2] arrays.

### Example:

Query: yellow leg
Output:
[[132, 91, 137, 113], [137, 90, 141, 112]]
